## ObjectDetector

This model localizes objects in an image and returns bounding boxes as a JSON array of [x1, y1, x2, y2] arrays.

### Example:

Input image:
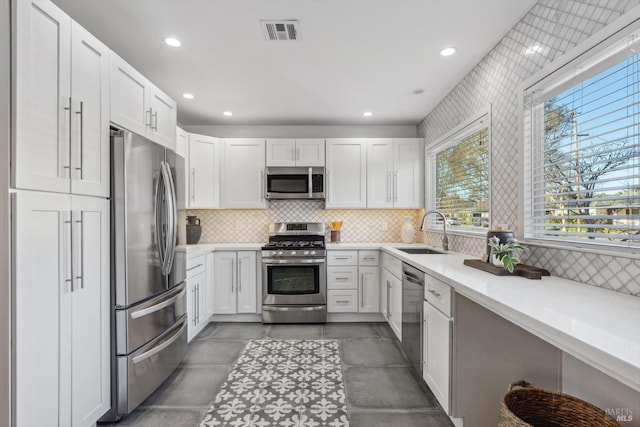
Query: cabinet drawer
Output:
[[327, 290, 358, 312], [424, 273, 452, 317], [327, 266, 358, 289], [327, 251, 358, 266], [358, 250, 379, 266], [186, 255, 206, 278], [382, 252, 402, 278]]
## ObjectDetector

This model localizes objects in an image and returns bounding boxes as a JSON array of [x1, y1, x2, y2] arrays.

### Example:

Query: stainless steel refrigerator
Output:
[[101, 129, 187, 422]]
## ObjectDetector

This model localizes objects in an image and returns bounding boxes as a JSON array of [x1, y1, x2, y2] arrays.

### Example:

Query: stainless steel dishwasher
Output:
[[401, 262, 425, 377]]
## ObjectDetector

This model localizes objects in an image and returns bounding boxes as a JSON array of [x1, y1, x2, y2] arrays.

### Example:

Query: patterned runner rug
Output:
[[200, 339, 349, 427]]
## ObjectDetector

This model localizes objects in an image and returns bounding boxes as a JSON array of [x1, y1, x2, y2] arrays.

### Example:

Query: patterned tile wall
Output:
[[417, 0, 640, 296], [182, 201, 423, 244]]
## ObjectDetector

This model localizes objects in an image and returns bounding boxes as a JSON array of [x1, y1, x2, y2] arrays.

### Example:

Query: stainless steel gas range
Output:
[[262, 222, 327, 323]]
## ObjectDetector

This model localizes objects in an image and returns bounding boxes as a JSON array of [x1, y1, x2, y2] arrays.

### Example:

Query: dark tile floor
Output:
[[100, 322, 453, 427]]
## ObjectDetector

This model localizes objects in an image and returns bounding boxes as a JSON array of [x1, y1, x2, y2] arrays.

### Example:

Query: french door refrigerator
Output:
[[101, 129, 187, 421]]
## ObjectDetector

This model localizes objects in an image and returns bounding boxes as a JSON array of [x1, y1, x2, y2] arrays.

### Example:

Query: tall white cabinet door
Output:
[[237, 251, 257, 314], [110, 52, 150, 136], [148, 87, 177, 150], [394, 139, 422, 208], [70, 196, 110, 427], [213, 252, 237, 314], [189, 134, 220, 208], [325, 139, 367, 208], [359, 266, 379, 313], [69, 22, 110, 198], [13, 191, 71, 427], [13, 0, 71, 194], [366, 139, 394, 208], [296, 139, 325, 166], [266, 138, 295, 166], [221, 139, 267, 209]]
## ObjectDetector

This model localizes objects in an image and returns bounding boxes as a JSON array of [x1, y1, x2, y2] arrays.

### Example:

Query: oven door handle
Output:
[[263, 305, 326, 312], [262, 258, 326, 265]]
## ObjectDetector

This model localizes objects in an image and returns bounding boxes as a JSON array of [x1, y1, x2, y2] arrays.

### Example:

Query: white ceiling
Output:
[[52, 0, 537, 126]]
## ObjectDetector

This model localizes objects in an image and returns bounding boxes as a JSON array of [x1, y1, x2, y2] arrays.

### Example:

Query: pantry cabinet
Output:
[[221, 139, 267, 208], [188, 134, 221, 208], [14, 0, 110, 197], [325, 139, 367, 208], [266, 138, 325, 167], [110, 52, 176, 150], [213, 251, 258, 314], [14, 191, 110, 427], [367, 138, 422, 208]]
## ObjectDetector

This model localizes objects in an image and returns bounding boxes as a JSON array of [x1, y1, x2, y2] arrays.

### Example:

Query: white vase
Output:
[[400, 216, 416, 243]]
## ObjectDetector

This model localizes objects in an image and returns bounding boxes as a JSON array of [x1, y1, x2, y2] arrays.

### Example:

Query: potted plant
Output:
[[488, 236, 526, 273]]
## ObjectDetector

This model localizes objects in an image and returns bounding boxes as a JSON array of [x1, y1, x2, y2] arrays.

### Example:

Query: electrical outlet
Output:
[[380, 221, 388, 231], [236, 221, 243, 231]]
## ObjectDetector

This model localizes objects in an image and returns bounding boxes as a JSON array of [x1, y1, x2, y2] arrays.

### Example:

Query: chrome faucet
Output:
[[419, 210, 449, 251]]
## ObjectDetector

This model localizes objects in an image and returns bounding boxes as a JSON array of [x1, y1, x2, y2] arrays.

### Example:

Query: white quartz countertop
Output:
[[176, 243, 263, 258], [178, 241, 640, 391]]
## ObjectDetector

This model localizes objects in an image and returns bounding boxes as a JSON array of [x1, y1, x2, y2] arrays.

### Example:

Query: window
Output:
[[524, 24, 640, 250], [427, 114, 490, 232]]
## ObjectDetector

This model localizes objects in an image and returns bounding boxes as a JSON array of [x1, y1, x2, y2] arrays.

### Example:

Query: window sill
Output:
[[521, 239, 640, 261]]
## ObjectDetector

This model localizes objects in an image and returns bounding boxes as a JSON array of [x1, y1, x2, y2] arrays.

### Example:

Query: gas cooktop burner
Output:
[[262, 222, 327, 256], [263, 241, 324, 249]]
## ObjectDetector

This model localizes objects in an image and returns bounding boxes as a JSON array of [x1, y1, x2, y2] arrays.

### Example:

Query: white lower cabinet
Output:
[[213, 251, 258, 314], [422, 273, 453, 414], [14, 191, 110, 427], [327, 250, 379, 313], [186, 255, 207, 342], [381, 253, 403, 340]]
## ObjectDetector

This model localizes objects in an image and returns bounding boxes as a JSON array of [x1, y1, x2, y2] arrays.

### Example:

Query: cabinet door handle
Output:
[[63, 212, 73, 293], [394, 171, 398, 202], [146, 108, 153, 128], [363, 256, 375, 260], [386, 280, 390, 318], [196, 283, 200, 320], [238, 258, 242, 293], [74, 211, 84, 290], [333, 257, 350, 260], [360, 273, 364, 307], [231, 259, 235, 293], [334, 277, 349, 281], [336, 300, 349, 304], [187, 263, 204, 272], [63, 97, 72, 178], [152, 110, 158, 131], [428, 289, 442, 299], [387, 172, 392, 202], [191, 168, 196, 201], [75, 101, 84, 179], [192, 287, 197, 325]]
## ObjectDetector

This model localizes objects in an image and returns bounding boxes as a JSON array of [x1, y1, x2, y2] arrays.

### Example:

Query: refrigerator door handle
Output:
[[154, 168, 167, 274], [160, 161, 177, 276]]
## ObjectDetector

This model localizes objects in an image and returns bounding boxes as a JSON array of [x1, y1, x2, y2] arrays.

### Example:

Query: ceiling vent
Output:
[[261, 20, 299, 41]]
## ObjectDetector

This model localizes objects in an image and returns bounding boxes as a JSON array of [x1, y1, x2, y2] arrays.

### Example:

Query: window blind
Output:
[[524, 32, 640, 249], [429, 119, 489, 231]]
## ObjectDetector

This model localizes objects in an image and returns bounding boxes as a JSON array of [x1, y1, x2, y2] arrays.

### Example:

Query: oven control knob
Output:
[[277, 251, 284, 257], [310, 251, 316, 256], [303, 251, 310, 256], [290, 251, 297, 256]]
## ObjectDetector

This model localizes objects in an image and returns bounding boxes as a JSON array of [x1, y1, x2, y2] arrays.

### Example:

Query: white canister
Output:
[[400, 216, 416, 243]]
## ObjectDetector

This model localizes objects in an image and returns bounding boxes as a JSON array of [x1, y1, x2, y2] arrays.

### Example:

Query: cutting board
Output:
[[463, 259, 551, 280]]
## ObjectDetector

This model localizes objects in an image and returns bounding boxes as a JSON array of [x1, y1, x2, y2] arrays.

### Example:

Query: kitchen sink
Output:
[[395, 248, 445, 255]]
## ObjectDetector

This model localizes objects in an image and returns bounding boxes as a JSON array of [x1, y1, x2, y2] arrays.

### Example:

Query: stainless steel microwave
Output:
[[265, 167, 325, 200]]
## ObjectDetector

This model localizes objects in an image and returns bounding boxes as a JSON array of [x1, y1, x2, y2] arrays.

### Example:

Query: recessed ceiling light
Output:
[[440, 47, 456, 57], [363, 111, 373, 117], [182, 93, 194, 99], [164, 37, 181, 47], [413, 89, 425, 95], [223, 111, 233, 116]]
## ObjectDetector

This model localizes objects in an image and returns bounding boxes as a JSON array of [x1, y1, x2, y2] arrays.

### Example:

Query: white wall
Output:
[[183, 124, 418, 139], [1, 1, 11, 425]]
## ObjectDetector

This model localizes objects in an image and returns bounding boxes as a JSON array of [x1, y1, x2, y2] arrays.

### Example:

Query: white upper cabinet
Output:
[[266, 138, 325, 167], [176, 127, 188, 158], [325, 139, 367, 208], [188, 133, 220, 209], [367, 138, 422, 208], [110, 52, 176, 150], [13, 0, 109, 197], [221, 139, 267, 209]]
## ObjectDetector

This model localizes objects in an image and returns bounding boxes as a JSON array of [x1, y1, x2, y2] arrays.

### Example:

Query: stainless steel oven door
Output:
[[262, 258, 326, 305]]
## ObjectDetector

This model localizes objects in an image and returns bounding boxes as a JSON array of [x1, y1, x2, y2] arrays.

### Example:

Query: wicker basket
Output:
[[498, 380, 620, 427]]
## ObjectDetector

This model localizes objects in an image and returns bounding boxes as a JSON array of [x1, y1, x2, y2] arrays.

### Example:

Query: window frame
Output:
[[425, 108, 492, 236], [519, 10, 640, 257]]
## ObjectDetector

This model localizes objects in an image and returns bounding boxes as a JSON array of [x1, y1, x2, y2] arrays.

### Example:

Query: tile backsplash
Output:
[[180, 201, 422, 244], [417, 0, 640, 296]]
